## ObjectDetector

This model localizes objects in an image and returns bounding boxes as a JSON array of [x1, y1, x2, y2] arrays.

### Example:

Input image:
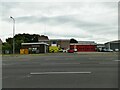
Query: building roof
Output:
[[78, 41, 96, 43], [38, 35, 49, 41], [21, 42, 49, 45], [97, 44, 105, 46], [97, 44, 105, 47], [70, 41, 97, 45], [105, 40, 120, 44]]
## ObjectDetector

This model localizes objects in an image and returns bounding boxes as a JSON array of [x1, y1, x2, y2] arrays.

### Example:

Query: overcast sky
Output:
[[0, 1, 118, 43]]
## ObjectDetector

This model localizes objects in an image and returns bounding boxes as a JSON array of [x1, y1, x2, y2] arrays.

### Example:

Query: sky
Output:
[[0, 1, 118, 44]]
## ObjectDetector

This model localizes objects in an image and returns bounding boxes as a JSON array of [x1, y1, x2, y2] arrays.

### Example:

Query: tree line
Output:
[[2, 33, 40, 53], [2, 33, 78, 54]]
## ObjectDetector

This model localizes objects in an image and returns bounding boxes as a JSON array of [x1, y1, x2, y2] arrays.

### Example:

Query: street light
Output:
[[10, 16, 15, 54]]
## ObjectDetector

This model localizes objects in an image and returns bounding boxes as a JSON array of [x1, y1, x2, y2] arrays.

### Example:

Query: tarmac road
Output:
[[2, 52, 119, 88]]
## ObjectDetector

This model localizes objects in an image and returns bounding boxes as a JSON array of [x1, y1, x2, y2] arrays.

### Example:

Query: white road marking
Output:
[[2, 63, 15, 66], [42, 63, 81, 65], [30, 72, 92, 75], [113, 60, 120, 62]]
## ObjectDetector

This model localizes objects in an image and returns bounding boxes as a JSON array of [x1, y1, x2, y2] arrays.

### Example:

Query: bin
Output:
[[20, 49, 24, 54], [24, 49, 28, 54]]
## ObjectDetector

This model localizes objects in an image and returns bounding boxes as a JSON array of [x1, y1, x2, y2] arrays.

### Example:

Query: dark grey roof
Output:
[[105, 40, 120, 44], [78, 41, 96, 45], [71, 41, 97, 45], [97, 44, 105, 47], [21, 42, 49, 45]]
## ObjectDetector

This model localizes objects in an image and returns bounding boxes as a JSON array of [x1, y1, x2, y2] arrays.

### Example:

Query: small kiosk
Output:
[[21, 42, 49, 54]]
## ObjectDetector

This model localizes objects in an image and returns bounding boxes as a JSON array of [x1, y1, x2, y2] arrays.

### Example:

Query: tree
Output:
[[2, 43, 12, 51], [4, 33, 41, 53], [70, 38, 78, 43], [6, 38, 13, 45]]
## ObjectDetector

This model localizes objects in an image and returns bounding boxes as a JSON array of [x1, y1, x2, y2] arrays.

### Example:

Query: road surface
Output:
[[2, 52, 119, 88]]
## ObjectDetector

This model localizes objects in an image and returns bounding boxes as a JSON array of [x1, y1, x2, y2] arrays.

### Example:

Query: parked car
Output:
[[102, 49, 113, 52], [106, 49, 113, 52], [68, 49, 74, 53], [102, 49, 107, 52], [115, 49, 119, 52], [74, 49, 77, 52], [63, 50, 67, 53], [63, 48, 69, 53]]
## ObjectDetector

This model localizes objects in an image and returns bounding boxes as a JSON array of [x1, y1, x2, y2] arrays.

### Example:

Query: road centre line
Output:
[[43, 63, 81, 65], [2, 63, 15, 66], [30, 72, 92, 75]]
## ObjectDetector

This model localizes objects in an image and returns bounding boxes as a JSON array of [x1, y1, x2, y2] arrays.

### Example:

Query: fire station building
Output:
[[70, 41, 97, 52]]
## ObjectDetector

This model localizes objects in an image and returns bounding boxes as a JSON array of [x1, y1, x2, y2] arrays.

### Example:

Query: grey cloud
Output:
[[102, 2, 118, 8], [1, 2, 19, 8], [1, 2, 118, 43], [1, 2, 20, 16], [2, 14, 117, 38], [46, 30, 93, 39], [14, 15, 71, 24], [3, 14, 116, 37], [12, 15, 104, 26]]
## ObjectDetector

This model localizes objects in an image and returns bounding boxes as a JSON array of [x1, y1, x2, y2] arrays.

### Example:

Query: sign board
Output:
[[51, 44, 57, 46]]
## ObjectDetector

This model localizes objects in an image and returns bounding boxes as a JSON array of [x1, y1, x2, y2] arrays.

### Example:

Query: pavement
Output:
[[2, 52, 119, 88]]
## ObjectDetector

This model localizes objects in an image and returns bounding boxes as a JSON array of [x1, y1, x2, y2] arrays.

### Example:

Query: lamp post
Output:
[[10, 16, 15, 54]]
